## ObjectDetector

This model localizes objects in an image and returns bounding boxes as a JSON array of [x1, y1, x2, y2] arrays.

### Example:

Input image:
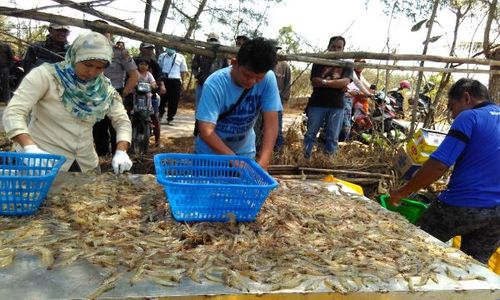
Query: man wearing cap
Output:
[[158, 48, 188, 125], [137, 43, 163, 86], [23, 23, 70, 74], [191, 33, 229, 109]]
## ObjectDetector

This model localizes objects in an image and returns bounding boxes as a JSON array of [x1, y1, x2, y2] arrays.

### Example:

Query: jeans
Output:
[[304, 106, 344, 158], [339, 97, 353, 142]]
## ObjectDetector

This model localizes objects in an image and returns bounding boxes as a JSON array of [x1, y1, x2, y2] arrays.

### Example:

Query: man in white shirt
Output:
[[157, 48, 188, 125]]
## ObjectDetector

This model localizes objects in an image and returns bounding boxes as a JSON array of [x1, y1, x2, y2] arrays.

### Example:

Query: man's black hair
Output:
[[448, 78, 490, 102], [236, 37, 277, 73], [327, 36, 346, 48]]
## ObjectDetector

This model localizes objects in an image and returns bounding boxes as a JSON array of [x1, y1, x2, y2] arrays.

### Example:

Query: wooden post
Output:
[[489, 48, 500, 104]]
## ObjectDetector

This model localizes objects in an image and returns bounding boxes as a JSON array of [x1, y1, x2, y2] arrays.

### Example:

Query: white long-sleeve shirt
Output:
[[3, 64, 132, 172]]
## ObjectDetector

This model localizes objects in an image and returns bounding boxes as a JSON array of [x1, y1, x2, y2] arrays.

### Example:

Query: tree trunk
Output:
[[184, 0, 208, 39], [489, 47, 500, 104], [144, 0, 152, 30], [482, 0, 497, 59], [156, 0, 172, 33], [409, 0, 440, 136], [155, 0, 172, 55], [484, 0, 498, 103], [424, 3, 470, 128]]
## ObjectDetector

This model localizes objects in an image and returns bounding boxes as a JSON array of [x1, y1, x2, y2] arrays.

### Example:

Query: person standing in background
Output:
[[158, 48, 188, 125], [271, 43, 291, 152], [23, 23, 70, 75], [91, 20, 139, 156], [192, 32, 229, 109], [303, 36, 352, 158], [0, 42, 14, 103], [255, 41, 291, 152], [339, 58, 373, 141]]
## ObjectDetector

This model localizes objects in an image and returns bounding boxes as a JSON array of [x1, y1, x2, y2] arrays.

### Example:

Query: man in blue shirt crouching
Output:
[[389, 78, 500, 264]]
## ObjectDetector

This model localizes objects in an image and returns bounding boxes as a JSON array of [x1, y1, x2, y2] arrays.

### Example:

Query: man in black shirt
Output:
[[303, 36, 353, 158], [191, 33, 229, 108], [23, 23, 70, 74], [0, 42, 14, 103]]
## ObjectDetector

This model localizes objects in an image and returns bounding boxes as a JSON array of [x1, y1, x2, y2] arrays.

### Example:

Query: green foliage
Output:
[[1, 17, 48, 56], [424, 35, 442, 44], [204, 0, 283, 41], [127, 46, 140, 57], [411, 19, 428, 31], [373, 0, 436, 21], [276, 25, 301, 54], [289, 67, 312, 99]]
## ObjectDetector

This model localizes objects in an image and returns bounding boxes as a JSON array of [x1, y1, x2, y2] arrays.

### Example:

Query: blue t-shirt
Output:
[[430, 102, 500, 208], [195, 67, 282, 157]]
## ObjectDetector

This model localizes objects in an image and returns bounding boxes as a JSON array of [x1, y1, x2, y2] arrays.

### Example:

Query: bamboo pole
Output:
[[275, 174, 380, 184], [1, 6, 499, 75], [301, 51, 500, 67], [409, 0, 440, 136], [283, 54, 498, 74], [298, 167, 393, 178]]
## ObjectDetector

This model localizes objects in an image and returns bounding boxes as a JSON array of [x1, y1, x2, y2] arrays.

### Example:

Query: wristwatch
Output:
[[322, 79, 327, 86]]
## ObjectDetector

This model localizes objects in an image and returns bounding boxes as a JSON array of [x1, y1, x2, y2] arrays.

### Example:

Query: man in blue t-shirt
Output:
[[195, 38, 282, 170], [389, 78, 500, 264]]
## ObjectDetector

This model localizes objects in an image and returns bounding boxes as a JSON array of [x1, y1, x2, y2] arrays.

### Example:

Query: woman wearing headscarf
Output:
[[3, 32, 132, 174]]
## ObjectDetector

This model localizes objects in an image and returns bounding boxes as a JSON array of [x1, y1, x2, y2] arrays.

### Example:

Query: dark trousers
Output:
[[417, 199, 500, 264], [93, 116, 117, 156], [159, 78, 181, 121], [0, 67, 10, 102]]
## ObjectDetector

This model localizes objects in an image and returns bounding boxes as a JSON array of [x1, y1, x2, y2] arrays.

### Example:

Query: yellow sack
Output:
[[322, 175, 364, 196]]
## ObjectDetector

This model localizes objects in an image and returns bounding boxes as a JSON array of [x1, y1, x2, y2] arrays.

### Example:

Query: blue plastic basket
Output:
[[154, 153, 278, 222], [0, 152, 66, 216]]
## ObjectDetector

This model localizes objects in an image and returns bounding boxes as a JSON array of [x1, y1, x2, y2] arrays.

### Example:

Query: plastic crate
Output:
[[379, 194, 428, 224], [0, 152, 66, 216], [154, 153, 278, 222]]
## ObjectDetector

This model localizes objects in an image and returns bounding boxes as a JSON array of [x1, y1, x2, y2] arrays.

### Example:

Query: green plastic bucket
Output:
[[379, 194, 429, 224]]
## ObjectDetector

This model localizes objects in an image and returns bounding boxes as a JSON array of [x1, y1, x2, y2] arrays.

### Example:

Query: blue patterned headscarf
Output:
[[52, 32, 116, 123]]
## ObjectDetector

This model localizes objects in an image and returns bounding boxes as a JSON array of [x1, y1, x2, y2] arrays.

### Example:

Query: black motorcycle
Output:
[[131, 82, 152, 155]]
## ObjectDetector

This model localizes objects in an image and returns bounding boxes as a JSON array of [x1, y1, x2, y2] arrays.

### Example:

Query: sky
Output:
[[5, 0, 492, 83]]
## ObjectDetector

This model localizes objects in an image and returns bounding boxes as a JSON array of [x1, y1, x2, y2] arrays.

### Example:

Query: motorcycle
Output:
[[351, 91, 407, 144], [131, 82, 153, 155]]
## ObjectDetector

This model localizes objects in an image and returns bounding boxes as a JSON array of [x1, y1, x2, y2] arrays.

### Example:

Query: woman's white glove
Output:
[[22, 145, 53, 168], [23, 144, 50, 155], [111, 150, 133, 174]]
